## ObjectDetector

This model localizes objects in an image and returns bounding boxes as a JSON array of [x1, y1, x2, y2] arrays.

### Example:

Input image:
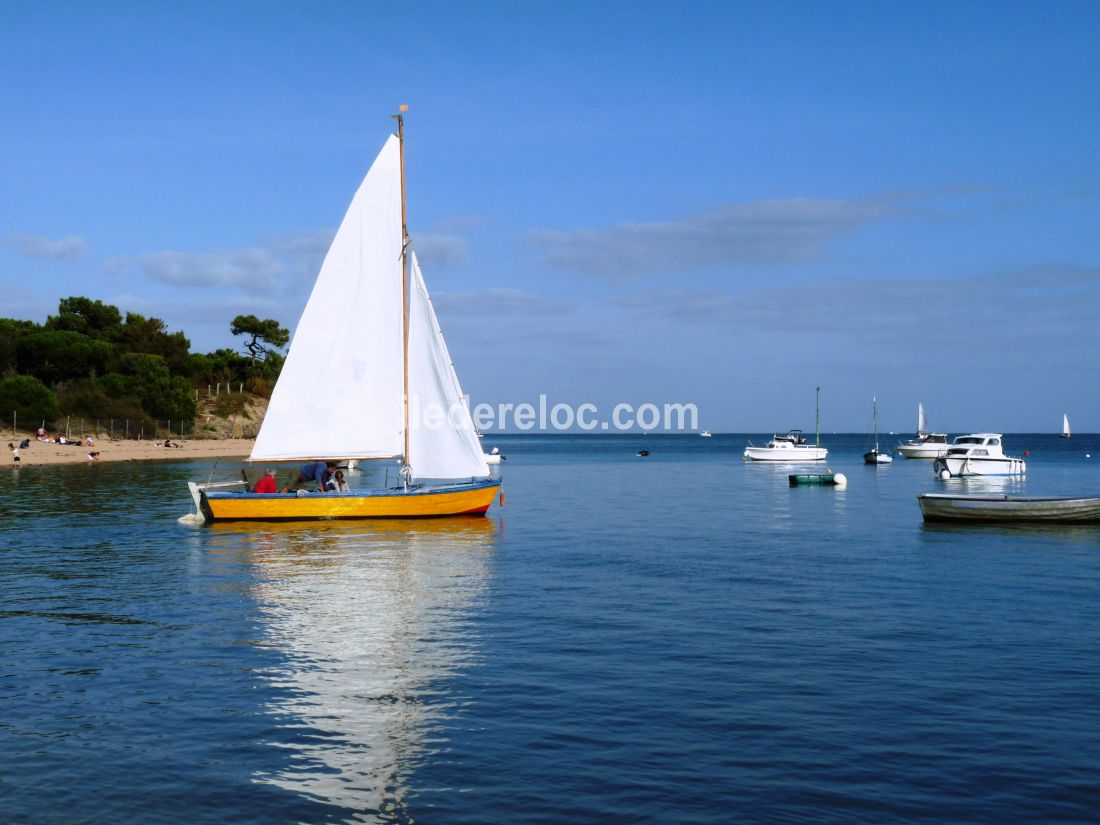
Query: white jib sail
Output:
[[917, 403, 927, 436], [251, 135, 405, 462], [407, 251, 490, 480], [1064, 414, 1071, 436]]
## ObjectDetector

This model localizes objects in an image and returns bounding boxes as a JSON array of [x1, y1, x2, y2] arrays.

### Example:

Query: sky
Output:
[[2, 1, 1099, 432]]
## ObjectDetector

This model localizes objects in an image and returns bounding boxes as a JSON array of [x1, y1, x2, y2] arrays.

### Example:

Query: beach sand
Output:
[[6, 436, 254, 467]]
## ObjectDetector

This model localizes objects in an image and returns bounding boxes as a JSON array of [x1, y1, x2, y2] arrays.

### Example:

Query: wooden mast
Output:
[[395, 105, 411, 475]]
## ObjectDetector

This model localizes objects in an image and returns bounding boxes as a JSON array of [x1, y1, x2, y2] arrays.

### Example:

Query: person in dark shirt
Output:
[[284, 461, 336, 492]]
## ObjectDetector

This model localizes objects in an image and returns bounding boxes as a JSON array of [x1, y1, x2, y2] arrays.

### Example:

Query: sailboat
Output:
[[896, 402, 948, 459], [743, 387, 828, 461], [1062, 414, 1071, 439], [188, 111, 500, 522], [863, 396, 893, 464]]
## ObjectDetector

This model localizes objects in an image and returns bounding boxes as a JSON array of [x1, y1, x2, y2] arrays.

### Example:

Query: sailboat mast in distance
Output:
[[815, 386, 821, 446]]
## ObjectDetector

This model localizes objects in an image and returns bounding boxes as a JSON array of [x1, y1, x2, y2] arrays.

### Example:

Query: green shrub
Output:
[[0, 374, 61, 424]]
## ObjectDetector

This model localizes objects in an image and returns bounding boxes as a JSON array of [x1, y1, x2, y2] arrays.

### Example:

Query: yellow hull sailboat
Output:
[[190, 109, 500, 522], [195, 479, 499, 522]]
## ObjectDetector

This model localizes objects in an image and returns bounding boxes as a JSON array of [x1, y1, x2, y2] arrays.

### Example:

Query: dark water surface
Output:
[[3, 434, 1100, 823]]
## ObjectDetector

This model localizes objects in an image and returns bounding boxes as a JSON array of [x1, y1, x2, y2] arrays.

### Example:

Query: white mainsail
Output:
[[407, 251, 490, 480], [1063, 414, 1071, 437], [251, 136, 405, 462], [917, 402, 927, 436]]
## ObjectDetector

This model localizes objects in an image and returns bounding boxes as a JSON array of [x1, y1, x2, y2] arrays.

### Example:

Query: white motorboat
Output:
[[700, 431, 713, 438], [745, 387, 828, 462], [896, 402, 948, 458], [933, 433, 1026, 478], [897, 433, 948, 459], [863, 396, 893, 465], [744, 429, 827, 462]]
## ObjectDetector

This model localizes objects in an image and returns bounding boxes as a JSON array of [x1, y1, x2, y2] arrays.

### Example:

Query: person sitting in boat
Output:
[[284, 461, 336, 493], [325, 469, 349, 492], [251, 469, 278, 494]]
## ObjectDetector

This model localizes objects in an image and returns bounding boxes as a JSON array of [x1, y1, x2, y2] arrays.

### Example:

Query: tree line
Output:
[[0, 297, 288, 433]]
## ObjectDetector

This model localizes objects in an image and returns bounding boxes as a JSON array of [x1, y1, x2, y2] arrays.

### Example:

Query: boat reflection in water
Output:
[[209, 517, 499, 819]]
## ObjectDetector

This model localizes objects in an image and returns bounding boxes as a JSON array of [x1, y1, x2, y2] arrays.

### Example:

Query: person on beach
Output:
[[283, 461, 336, 492], [252, 469, 278, 494], [11, 444, 20, 464]]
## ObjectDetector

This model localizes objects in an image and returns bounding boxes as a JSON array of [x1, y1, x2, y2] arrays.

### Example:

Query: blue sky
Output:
[[3, 1, 1099, 432]]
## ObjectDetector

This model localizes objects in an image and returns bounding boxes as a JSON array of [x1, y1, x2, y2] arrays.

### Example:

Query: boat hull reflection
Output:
[[222, 517, 499, 819]]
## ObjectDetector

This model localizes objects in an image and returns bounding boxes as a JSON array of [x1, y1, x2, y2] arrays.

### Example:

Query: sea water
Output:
[[2, 433, 1100, 823]]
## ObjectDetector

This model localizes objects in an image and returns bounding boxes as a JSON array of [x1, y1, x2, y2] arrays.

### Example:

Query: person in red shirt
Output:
[[252, 469, 278, 493]]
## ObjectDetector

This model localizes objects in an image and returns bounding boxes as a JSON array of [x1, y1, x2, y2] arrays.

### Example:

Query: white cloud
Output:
[[10, 234, 87, 262], [606, 264, 1100, 340], [532, 197, 899, 278], [414, 232, 470, 269], [105, 248, 283, 294], [433, 288, 578, 317]]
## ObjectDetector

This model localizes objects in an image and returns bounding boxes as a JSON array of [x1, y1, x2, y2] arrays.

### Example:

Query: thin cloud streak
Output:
[[414, 232, 470, 269], [606, 264, 1100, 341], [105, 248, 283, 294], [532, 197, 899, 278], [434, 288, 578, 317], [10, 234, 87, 262]]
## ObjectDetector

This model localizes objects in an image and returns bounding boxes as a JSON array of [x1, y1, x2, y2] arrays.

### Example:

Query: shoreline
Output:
[[6, 436, 254, 467]]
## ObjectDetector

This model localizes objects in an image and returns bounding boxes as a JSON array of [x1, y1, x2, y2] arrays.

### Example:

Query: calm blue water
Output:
[[3, 433, 1100, 823]]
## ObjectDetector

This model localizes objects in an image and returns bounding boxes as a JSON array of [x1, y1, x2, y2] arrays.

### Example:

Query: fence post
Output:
[[12, 411, 15, 437]]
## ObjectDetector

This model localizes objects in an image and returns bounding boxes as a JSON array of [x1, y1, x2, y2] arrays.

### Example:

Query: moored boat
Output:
[[896, 403, 947, 458], [863, 396, 893, 465], [744, 430, 827, 462], [919, 493, 1100, 523], [187, 110, 499, 522], [896, 433, 949, 459], [932, 433, 1026, 478], [744, 387, 828, 462], [789, 472, 847, 487]]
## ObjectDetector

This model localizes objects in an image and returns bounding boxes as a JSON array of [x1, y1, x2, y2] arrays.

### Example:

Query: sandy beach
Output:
[[6, 435, 254, 467]]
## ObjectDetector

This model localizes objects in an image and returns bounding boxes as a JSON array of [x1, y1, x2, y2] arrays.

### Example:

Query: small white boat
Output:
[[897, 433, 949, 459], [919, 493, 1100, 524], [863, 396, 893, 465], [933, 433, 1026, 478], [744, 429, 827, 462], [745, 388, 828, 462], [700, 431, 713, 438], [484, 446, 505, 465], [1062, 414, 1071, 439], [896, 403, 947, 458]]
